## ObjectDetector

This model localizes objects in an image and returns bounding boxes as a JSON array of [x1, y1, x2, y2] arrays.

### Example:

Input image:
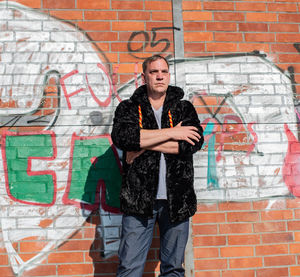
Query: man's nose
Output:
[[156, 72, 163, 79]]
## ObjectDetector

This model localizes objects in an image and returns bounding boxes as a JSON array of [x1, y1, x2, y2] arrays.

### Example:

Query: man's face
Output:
[[142, 58, 170, 96]]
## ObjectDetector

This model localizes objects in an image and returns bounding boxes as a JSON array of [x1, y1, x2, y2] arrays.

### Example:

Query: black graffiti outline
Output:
[[128, 27, 180, 59]]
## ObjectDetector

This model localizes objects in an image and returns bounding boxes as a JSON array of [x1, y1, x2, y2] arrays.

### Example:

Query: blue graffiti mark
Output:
[[203, 122, 219, 189]]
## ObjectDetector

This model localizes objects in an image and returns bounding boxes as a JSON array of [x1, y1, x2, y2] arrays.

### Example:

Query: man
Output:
[[111, 54, 203, 276]]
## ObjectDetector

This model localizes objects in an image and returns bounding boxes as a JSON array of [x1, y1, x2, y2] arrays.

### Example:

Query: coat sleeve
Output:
[[178, 100, 204, 156], [111, 100, 141, 152]]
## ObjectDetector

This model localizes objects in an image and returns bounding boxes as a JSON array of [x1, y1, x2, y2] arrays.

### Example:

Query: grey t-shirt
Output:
[[152, 106, 167, 199]]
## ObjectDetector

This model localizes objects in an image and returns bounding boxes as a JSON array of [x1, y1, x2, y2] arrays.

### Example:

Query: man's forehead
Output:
[[147, 59, 169, 69]]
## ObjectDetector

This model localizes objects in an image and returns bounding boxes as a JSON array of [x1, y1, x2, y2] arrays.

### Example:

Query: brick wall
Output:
[[0, 0, 300, 276]]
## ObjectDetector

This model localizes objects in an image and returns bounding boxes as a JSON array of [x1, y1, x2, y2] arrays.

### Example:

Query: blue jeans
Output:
[[116, 200, 189, 277]]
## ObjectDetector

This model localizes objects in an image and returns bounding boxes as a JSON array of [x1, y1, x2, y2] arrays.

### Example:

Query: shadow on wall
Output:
[[81, 146, 158, 276]]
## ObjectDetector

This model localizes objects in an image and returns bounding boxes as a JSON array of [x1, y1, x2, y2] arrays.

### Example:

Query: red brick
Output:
[[184, 22, 206, 31], [214, 12, 244, 22], [278, 54, 300, 63], [50, 10, 83, 20], [118, 11, 151, 20], [195, 271, 220, 277], [207, 43, 238, 52], [268, 3, 298, 12], [240, 43, 269, 53], [43, 0, 75, 9], [245, 33, 275, 42], [58, 263, 94, 275], [279, 14, 300, 23], [256, 244, 288, 255], [84, 11, 117, 20], [294, 232, 300, 242], [215, 33, 243, 42], [220, 246, 254, 257], [236, 2, 266, 11], [227, 211, 259, 222], [184, 32, 213, 42], [152, 12, 172, 21], [219, 223, 252, 234], [262, 232, 294, 244], [112, 21, 144, 31], [203, 1, 234, 11], [261, 209, 293, 221], [145, 1, 172, 10], [195, 259, 227, 270], [253, 199, 287, 210], [219, 202, 252, 211], [239, 23, 268, 32], [264, 255, 296, 266], [194, 236, 226, 247], [256, 267, 289, 277], [254, 222, 286, 233], [289, 243, 300, 254], [207, 22, 237, 32], [193, 224, 218, 235], [182, 1, 202, 11], [194, 247, 219, 258], [288, 220, 300, 230], [287, 199, 300, 209], [222, 270, 255, 277], [182, 11, 213, 21], [228, 234, 260, 245], [0, 254, 8, 265], [77, 0, 109, 9], [48, 252, 84, 263], [58, 240, 92, 251], [13, 0, 41, 8], [291, 266, 300, 276], [193, 212, 225, 223], [277, 34, 300, 43], [144, 261, 160, 272], [87, 32, 118, 41], [24, 265, 57, 276], [294, 210, 300, 219], [229, 257, 262, 269], [197, 203, 218, 212], [77, 21, 110, 31], [184, 43, 206, 53], [246, 13, 277, 22], [146, 21, 174, 30], [0, 266, 14, 277]]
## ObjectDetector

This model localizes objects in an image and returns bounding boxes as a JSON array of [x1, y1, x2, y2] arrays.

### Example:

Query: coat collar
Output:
[[130, 84, 184, 106]]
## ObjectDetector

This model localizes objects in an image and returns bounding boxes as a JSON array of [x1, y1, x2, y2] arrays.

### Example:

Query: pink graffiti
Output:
[[60, 63, 125, 110], [246, 122, 257, 157], [283, 123, 300, 197]]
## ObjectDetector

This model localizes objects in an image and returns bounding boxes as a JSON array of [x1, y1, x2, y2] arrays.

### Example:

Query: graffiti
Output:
[[0, 3, 122, 275], [127, 27, 180, 59], [1, 1, 300, 276]]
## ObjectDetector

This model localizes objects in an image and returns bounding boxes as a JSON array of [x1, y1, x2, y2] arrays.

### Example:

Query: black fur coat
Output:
[[111, 85, 203, 223]]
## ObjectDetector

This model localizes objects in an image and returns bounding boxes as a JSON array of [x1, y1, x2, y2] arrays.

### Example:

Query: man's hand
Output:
[[168, 122, 201, 145], [126, 149, 145, 164]]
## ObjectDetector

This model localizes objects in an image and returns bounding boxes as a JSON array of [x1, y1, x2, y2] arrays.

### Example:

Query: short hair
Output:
[[142, 54, 169, 73]]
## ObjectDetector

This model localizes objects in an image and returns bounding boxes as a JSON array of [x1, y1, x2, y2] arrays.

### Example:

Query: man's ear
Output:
[[141, 73, 146, 84]]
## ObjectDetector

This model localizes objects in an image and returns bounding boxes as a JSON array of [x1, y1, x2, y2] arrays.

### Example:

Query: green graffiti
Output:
[[69, 136, 121, 209], [5, 134, 55, 204]]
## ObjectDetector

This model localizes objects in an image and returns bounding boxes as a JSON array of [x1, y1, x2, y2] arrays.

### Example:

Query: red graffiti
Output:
[[283, 123, 300, 197]]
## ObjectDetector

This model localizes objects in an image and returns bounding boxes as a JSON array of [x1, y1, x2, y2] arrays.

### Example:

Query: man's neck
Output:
[[148, 91, 166, 110]]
